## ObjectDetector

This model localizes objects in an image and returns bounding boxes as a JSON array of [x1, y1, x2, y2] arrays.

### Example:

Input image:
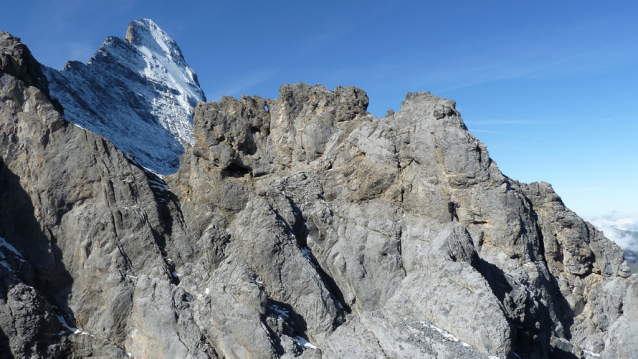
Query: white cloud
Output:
[[590, 214, 638, 232], [588, 214, 638, 252]]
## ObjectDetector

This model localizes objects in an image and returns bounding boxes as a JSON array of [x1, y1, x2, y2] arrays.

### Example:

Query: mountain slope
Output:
[[42, 19, 205, 174]]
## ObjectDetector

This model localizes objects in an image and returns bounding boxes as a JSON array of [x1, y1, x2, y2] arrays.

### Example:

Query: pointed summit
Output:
[[125, 19, 186, 65], [43, 19, 206, 174]]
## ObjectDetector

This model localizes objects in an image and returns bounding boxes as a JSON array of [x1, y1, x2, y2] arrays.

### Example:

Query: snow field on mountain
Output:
[[44, 19, 205, 174]]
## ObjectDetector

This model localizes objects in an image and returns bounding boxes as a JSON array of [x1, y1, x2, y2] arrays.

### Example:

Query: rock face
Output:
[[1, 30, 637, 359], [42, 19, 206, 174], [590, 225, 638, 274]]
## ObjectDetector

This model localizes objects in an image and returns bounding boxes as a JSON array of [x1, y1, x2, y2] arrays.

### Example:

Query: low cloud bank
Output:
[[587, 214, 638, 252]]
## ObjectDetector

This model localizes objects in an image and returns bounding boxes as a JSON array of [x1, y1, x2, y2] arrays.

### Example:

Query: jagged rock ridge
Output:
[[1, 29, 637, 359], [43, 19, 206, 174]]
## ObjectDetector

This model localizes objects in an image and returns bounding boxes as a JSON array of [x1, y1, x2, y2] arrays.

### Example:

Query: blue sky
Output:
[[2, 0, 637, 219]]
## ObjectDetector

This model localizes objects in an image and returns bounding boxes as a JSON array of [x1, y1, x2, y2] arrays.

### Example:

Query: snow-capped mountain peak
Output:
[[43, 18, 206, 174], [126, 19, 184, 61], [124, 19, 203, 104]]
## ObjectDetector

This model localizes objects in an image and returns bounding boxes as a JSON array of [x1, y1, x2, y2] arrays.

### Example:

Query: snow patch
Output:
[[301, 247, 312, 261], [0, 261, 12, 271], [269, 304, 289, 319], [295, 336, 317, 350], [56, 315, 91, 335], [428, 324, 458, 342], [148, 178, 170, 192], [0, 237, 22, 257], [250, 277, 263, 286], [142, 166, 163, 178], [0, 237, 25, 271], [583, 350, 601, 357]]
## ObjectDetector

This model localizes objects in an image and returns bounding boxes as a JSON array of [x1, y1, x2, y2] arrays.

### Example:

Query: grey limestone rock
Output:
[[385, 223, 514, 357], [169, 85, 638, 358]]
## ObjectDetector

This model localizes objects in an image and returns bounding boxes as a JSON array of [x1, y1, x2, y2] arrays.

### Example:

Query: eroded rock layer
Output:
[[0, 32, 636, 359]]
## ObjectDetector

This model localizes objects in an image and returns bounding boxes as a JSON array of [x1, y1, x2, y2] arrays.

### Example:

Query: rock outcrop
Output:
[[1, 29, 637, 359], [167, 82, 637, 358], [42, 19, 206, 174]]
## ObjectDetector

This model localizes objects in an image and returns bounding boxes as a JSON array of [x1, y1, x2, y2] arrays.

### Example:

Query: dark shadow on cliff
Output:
[[264, 298, 309, 354], [535, 233, 575, 345], [524, 197, 575, 341], [544, 271, 576, 338], [278, 197, 351, 319], [0, 326, 14, 359], [132, 161, 190, 281], [0, 157, 75, 356], [476, 248, 576, 357], [549, 348, 579, 359], [478, 258, 548, 358], [477, 258, 512, 302]]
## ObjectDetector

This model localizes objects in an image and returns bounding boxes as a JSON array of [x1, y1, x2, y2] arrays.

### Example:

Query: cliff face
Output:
[[0, 30, 636, 359], [42, 19, 206, 175], [1, 30, 202, 358]]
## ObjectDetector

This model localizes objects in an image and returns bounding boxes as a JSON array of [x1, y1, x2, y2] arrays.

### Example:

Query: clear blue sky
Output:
[[2, 0, 637, 219]]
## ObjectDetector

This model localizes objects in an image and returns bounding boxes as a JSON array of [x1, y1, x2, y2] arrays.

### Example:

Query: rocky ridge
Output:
[[1, 29, 637, 359], [42, 19, 206, 174]]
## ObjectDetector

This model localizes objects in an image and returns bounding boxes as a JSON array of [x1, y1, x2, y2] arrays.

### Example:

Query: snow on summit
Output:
[[125, 19, 204, 146], [43, 19, 206, 174]]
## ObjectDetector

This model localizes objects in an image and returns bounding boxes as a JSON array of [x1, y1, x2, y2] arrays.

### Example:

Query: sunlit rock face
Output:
[[43, 19, 205, 174], [1, 24, 637, 359]]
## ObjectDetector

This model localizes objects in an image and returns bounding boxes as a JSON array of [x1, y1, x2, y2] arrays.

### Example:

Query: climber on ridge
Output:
[[448, 201, 460, 222]]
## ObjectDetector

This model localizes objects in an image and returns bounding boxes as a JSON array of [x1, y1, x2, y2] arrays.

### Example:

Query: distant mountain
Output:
[[43, 19, 205, 174]]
